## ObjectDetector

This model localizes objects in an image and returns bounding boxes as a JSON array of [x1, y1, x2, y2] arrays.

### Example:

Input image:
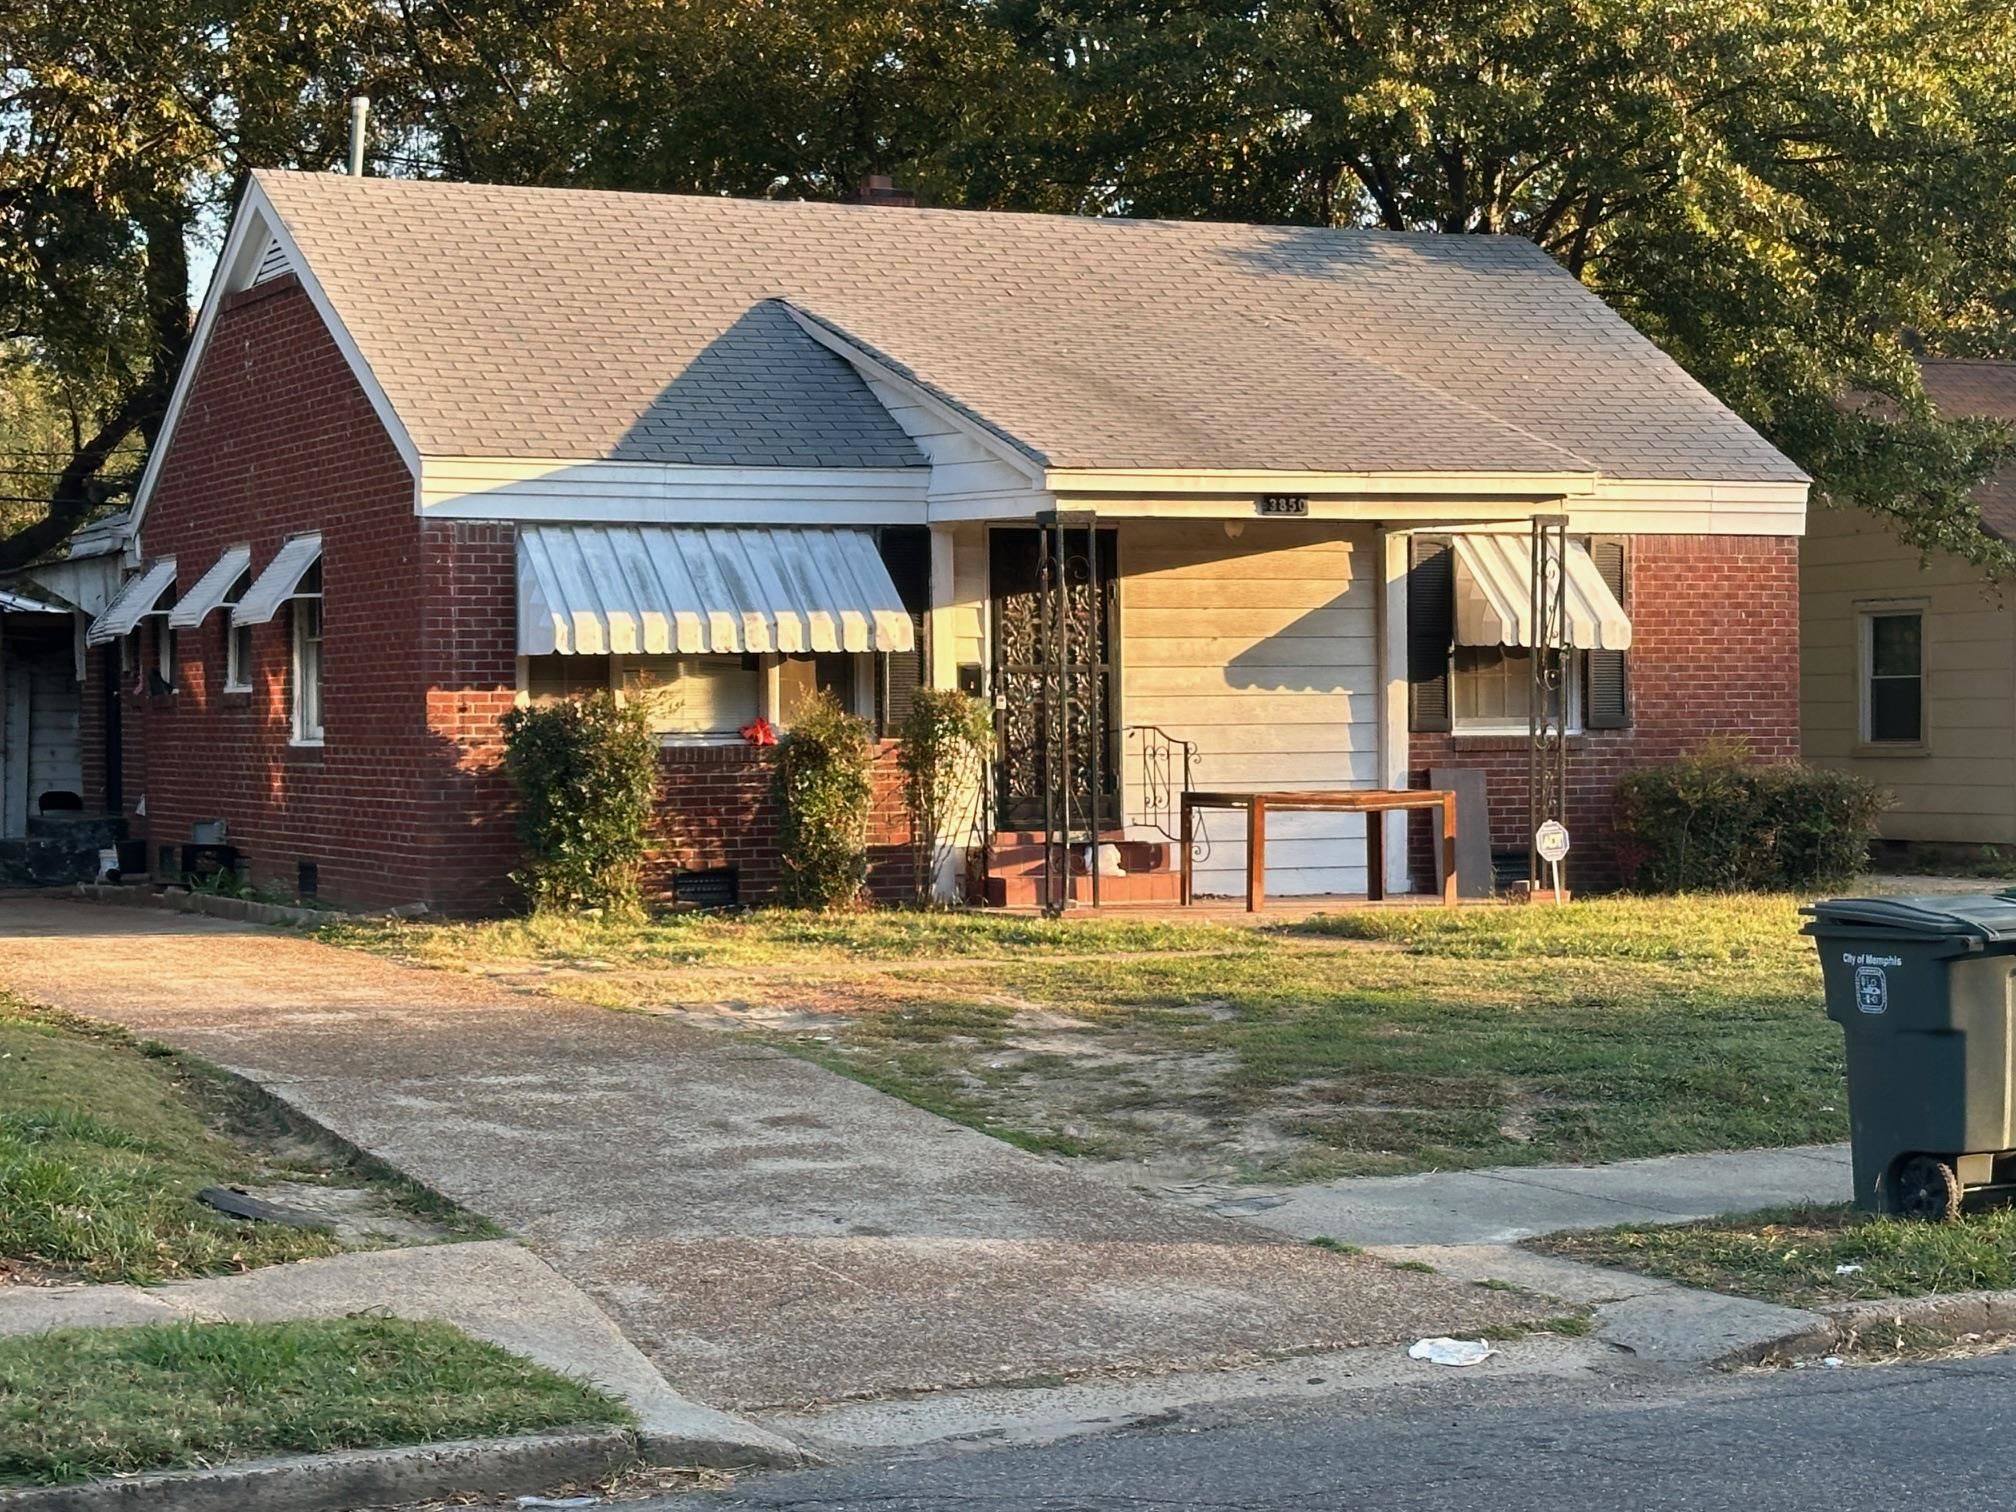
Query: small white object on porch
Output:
[[1450, 534, 1632, 650], [517, 523, 914, 657]]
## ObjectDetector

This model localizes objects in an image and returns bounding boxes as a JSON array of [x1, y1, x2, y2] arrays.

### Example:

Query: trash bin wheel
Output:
[[1891, 1155, 1963, 1222]]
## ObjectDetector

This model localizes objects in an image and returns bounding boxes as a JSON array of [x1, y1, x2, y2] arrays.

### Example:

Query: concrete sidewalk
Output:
[[1169, 1145, 1853, 1246], [0, 896, 1537, 1413]]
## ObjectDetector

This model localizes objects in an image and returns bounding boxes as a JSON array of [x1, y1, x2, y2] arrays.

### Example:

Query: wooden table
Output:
[[1178, 789, 1459, 912]]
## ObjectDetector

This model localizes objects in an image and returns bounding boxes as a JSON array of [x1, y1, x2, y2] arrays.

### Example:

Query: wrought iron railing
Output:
[[1121, 725, 1202, 857]]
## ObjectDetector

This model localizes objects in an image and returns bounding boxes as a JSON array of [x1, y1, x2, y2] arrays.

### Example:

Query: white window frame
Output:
[[1857, 599, 1928, 749], [291, 596, 324, 746], [516, 651, 875, 745], [1451, 644, 1583, 737], [154, 617, 176, 693], [225, 621, 254, 692]]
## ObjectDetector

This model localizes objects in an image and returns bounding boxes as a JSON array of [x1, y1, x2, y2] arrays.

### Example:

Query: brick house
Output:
[[53, 172, 1806, 913]]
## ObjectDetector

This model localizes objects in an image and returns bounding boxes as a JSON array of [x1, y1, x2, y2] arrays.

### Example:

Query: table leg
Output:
[[1246, 799, 1266, 913], [1366, 808, 1385, 903], [1441, 792, 1459, 907], [1180, 798, 1194, 907]]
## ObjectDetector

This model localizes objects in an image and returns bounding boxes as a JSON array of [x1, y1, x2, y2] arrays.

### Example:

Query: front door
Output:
[[989, 527, 1118, 832]]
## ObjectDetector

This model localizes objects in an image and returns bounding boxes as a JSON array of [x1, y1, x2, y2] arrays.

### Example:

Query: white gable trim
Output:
[[418, 456, 928, 524], [128, 178, 421, 541]]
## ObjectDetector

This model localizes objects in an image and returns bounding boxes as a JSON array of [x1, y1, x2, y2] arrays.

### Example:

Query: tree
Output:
[[0, 0, 395, 572], [975, 0, 2016, 567]]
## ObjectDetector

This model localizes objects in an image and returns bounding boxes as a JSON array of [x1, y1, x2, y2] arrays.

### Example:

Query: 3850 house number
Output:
[[1256, 494, 1310, 516]]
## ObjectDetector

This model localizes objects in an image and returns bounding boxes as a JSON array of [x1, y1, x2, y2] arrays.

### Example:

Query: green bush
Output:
[[500, 691, 661, 914], [1614, 741, 1889, 892], [774, 691, 876, 909], [895, 688, 993, 904]]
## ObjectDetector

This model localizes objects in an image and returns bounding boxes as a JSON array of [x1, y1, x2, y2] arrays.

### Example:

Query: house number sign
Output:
[[1256, 494, 1310, 516]]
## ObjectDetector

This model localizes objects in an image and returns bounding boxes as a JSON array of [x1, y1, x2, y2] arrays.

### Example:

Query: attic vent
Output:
[[252, 236, 291, 284]]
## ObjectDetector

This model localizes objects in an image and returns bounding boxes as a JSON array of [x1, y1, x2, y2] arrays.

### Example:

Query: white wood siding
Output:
[[1801, 505, 2016, 844], [858, 375, 1043, 514], [1118, 521, 1377, 896]]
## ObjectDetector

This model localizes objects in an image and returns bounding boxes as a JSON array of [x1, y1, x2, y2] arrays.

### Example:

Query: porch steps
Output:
[[982, 832, 1180, 908]]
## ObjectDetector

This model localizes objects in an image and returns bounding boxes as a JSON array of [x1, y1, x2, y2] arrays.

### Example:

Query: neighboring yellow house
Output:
[[1802, 360, 2016, 858]]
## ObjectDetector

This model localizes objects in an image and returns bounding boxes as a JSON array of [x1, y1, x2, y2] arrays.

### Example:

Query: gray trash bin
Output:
[[1804, 893, 2016, 1218]]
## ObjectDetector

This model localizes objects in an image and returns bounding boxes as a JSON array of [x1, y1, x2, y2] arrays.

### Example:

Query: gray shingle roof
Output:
[[254, 171, 1806, 482]]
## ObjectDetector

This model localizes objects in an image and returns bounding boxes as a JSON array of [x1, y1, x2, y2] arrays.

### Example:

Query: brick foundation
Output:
[[1408, 534, 1800, 891]]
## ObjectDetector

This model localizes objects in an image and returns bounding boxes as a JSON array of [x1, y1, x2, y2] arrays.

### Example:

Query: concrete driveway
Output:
[[0, 896, 1536, 1411]]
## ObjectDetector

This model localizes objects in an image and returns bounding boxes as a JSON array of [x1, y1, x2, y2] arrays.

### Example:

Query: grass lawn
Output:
[[329, 894, 1842, 1183], [1536, 1204, 2016, 1309], [0, 993, 476, 1283], [0, 1317, 630, 1486]]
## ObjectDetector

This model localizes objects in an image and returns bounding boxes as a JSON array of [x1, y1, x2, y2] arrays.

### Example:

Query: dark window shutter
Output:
[[1408, 536, 1454, 733], [877, 527, 931, 737], [1585, 537, 1629, 730]]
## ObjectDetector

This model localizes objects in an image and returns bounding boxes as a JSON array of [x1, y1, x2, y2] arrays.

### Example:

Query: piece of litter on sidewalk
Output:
[[1819, 1356, 1843, 1369], [516, 1498, 599, 1509], [1408, 1337, 1496, 1368], [1834, 1264, 1863, 1276]]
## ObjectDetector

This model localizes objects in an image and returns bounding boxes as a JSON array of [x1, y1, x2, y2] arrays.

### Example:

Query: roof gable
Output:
[[239, 171, 1804, 484]]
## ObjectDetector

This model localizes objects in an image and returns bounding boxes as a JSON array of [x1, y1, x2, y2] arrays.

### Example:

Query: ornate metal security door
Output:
[[989, 524, 1117, 836]]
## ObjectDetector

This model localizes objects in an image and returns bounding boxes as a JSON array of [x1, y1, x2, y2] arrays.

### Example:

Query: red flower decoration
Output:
[[741, 715, 778, 747]]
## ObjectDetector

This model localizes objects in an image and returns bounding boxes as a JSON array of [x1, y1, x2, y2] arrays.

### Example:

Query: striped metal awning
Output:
[[518, 524, 915, 656], [1452, 535, 1632, 652], [168, 545, 252, 629], [233, 534, 323, 627], [85, 558, 177, 645]]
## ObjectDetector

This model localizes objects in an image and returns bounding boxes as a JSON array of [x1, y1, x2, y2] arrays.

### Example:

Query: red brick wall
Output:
[[646, 744, 918, 904], [117, 275, 433, 908], [1408, 534, 1800, 891]]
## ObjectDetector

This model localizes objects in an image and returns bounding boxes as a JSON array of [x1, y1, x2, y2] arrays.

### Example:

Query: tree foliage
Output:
[[11, 0, 2016, 570], [972, 0, 2016, 567]]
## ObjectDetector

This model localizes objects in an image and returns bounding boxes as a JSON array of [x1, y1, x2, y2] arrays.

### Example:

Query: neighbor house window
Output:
[[619, 655, 760, 737], [291, 564, 323, 744], [1451, 646, 1578, 734], [1861, 607, 1924, 744]]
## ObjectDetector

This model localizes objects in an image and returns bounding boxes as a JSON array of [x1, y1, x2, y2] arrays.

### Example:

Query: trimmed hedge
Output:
[[1614, 743, 1889, 892], [500, 691, 661, 914], [774, 691, 875, 909]]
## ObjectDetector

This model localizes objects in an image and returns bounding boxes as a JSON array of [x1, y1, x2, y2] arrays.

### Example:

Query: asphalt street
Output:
[[651, 1352, 2016, 1510]]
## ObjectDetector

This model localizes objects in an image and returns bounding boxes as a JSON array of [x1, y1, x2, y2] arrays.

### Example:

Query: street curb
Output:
[[1725, 1286, 2016, 1365], [0, 1428, 641, 1512]]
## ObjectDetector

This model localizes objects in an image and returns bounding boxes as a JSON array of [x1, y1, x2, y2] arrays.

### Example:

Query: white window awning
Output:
[[168, 545, 252, 629], [232, 534, 323, 626], [519, 524, 916, 656], [1452, 535, 1632, 652], [85, 558, 177, 645]]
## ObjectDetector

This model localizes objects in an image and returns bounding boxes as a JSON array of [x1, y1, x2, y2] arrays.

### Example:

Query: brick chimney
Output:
[[855, 175, 917, 207]]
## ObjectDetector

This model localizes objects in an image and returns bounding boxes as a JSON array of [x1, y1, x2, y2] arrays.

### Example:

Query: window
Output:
[[154, 620, 177, 693], [778, 653, 856, 726], [227, 622, 254, 691], [1451, 645, 1578, 734], [291, 565, 323, 745], [224, 572, 253, 691], [620, 655, 760, 737], [1862, 608, 1924, 744], [524, 654, 610, 702]]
